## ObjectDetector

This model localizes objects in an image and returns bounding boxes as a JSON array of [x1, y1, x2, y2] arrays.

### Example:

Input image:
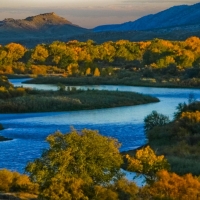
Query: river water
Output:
[[0, 79, 200, 173]]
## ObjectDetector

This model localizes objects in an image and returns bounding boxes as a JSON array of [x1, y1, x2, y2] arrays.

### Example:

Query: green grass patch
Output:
[[0, 89, 159, 113], [24, 76, 200, 89]]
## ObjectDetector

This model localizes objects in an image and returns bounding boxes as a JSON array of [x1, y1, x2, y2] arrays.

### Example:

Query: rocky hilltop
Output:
[[0, 12, 73, 31], [0, 12, 90, 47], [93, 3, 200, 32]]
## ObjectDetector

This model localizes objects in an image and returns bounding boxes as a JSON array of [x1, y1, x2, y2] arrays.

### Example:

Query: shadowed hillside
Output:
[[93, 3, 200, 32]]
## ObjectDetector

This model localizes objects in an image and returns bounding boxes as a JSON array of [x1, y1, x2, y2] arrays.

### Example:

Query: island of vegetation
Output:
[[1, 37, 200, 88], [0, 76, 159, 113]]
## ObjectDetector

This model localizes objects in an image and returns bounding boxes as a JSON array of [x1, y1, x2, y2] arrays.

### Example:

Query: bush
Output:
[[0, 169, 38, 193], [143, 170, 200, 200], [26, 129, 123, 199], [144, 110, 170, 132]]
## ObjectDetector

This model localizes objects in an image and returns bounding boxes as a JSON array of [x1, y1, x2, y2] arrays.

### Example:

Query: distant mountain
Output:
[[93, 3, 200, 32], [0, 12, 90, 47], [1, 4, 200, 48], [0, 12, 73, 30], [69, 23, 200, 44]]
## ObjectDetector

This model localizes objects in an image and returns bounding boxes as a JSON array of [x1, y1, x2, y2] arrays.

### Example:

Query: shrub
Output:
[[0, 169, 38, 193], [144, 110, 170, 132]]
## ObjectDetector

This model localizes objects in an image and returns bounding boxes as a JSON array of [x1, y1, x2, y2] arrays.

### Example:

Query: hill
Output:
[[93, 3, 200, 32], [0, 12, 90, 47]]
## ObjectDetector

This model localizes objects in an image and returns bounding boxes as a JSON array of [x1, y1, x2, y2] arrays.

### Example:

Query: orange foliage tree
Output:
[[144, 170, 200, 200]]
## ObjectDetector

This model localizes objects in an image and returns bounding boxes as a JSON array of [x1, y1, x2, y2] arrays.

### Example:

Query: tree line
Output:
[[1, 37, 200, 78]]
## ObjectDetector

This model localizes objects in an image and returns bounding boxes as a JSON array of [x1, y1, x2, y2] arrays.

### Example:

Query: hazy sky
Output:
[[0, 0, 199, 28]]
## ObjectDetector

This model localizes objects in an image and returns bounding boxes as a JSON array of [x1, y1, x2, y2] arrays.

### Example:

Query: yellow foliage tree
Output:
[[6, 43, 26, 61], [126, 146, 170, 184], [0, 169, 38, 193], [180, 111, 200, 123], [26, 129, 123, 199], [85, 67, 91, 75], [31, 45, 49, 62], [94, 67, 100, 76]]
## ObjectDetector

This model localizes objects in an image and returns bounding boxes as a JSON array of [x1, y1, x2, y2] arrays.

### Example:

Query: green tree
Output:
[[144, 110, 170, 132], [26, 129, 123, 199]]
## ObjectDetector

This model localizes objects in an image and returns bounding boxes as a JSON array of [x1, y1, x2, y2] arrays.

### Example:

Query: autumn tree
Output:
[[94, 67, 100, 76], [26, 129, 123, 199], [49, 41, 67, 64], [85, 67, 91, 75], [6, 43, 26, 62], [31, 44, 49, 63], [143, 170, 200, 200], [126, 146, 170, 184], [0, 169, 38, 193], [0, 48, 7, 65]]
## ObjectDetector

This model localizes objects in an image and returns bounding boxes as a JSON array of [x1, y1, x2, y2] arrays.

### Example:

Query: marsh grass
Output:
[[24, 75, 200, 88], [0, 89, 159, 113]]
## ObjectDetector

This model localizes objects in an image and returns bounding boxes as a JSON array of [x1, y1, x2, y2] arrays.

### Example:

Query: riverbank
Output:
[[0, 89, 159, 113], [135, 101, 200, 176], [24, 76, 200, 89]]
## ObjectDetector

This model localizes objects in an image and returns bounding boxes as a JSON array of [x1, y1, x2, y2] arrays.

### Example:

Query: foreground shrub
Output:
[[126, 146, 170, 184], [143, 170, 200, 200], [26, 129, 123, 199], [0, 169, 38, 193]]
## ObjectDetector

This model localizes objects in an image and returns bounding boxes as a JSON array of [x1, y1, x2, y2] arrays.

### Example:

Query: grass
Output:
[[0, 89, 159, 113], [23, 75, 200, 89]]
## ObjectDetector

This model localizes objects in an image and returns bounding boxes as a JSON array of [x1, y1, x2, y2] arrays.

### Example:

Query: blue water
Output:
[[0, 79, 200, 173]]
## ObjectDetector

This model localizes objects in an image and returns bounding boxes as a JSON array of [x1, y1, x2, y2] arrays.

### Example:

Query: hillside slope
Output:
[[0, 12, 90, 47], [93, 3, 200, 32]]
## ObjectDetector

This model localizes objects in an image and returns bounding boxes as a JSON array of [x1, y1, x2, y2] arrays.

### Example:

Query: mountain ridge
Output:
[[93, 3, 200, 32]]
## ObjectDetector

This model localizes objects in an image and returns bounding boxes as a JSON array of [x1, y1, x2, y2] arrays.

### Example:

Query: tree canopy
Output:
[[26, 128, 123, 199], [1, 37, 200, 76]]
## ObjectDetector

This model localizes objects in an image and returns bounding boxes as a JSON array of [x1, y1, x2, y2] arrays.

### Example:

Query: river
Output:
[[0, 79, 200, 174]]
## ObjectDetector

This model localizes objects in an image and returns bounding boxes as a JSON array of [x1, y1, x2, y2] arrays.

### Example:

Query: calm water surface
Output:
[[0, 79, 200, 173]]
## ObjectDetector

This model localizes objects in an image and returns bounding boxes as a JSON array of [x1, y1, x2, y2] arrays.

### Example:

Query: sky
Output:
[[0, 0, 199, 28]]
